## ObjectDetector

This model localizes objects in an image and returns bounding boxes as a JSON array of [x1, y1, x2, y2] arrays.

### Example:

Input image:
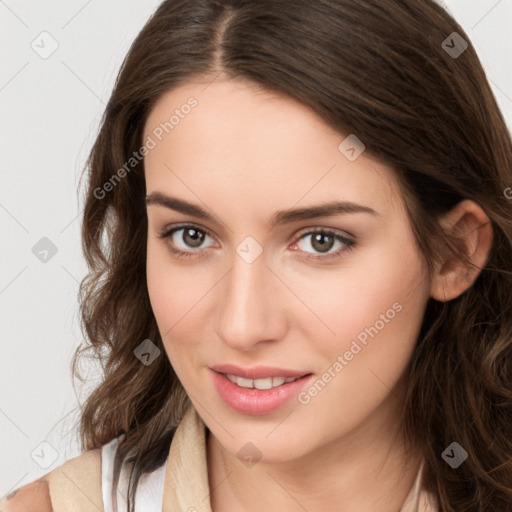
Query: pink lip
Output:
[[210, 363, 311, 380], [210, 368, 314, 415]]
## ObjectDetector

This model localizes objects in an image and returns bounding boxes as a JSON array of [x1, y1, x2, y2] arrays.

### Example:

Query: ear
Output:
[[430, 199, 493, 302]]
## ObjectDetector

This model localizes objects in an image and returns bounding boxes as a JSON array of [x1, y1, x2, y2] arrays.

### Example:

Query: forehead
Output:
[[142, 79, 403, 219]]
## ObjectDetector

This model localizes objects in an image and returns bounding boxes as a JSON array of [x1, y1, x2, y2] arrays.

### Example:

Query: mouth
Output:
[[209, 368, 314, 415], [210, 363, 312, 380], [219, 372, 310, 390]]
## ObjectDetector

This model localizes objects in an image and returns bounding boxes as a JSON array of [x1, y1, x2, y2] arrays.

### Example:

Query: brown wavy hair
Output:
[[71, 0, 512, 510]]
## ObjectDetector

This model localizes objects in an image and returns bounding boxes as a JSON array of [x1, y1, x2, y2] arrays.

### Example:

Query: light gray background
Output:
[[1, 0, 511, 498]]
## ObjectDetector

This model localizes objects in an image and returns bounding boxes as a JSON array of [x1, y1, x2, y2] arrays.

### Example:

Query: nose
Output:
[[214, 248, 286, 351]]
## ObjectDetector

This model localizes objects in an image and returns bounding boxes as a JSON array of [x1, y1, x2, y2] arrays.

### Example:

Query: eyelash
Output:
[[156, 223, 356, 262]]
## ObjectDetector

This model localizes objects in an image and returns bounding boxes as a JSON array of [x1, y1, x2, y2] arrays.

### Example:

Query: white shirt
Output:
[[101, 435, 168, 512]]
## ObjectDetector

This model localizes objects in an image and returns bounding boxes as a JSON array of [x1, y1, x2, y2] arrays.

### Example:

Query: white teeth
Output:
[[271, 376, 286, 387], [224, 373, 301, 389]]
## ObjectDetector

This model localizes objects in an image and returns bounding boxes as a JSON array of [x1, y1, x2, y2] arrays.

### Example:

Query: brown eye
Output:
[[294, 228, 356, 261], [158, 224, 216, 259], [310, 232, 335, 253], [181, 227, 205, 248]]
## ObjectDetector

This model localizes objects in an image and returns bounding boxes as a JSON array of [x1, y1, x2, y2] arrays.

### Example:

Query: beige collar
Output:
[[162, 403, 438, 512]]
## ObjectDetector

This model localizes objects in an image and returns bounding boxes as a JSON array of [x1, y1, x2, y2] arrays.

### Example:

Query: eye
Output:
[[157, 224, 216, 258], [157, 224, 356, 262], [292, 228, 356, 261]]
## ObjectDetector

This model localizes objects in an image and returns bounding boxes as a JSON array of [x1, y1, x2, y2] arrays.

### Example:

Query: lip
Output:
[[210, 368, 314, 415], [210, 363, 311, 380]]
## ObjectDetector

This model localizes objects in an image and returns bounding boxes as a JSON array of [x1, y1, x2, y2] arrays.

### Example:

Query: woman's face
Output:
[[144, 78, 432, 462]]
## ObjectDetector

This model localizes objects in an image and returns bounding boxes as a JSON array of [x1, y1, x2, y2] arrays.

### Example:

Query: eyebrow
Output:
[[145, 191, 379, 229]]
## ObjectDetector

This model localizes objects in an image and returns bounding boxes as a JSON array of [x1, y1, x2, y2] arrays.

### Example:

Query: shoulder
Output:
[[0, 477, 53, 512], [1, 448, 103, 512]]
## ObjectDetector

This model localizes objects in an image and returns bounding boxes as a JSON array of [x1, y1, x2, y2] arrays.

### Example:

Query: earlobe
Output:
[[430, 199, 493, 302]]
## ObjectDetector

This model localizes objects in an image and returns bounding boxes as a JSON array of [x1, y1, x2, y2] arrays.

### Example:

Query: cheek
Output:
[[146, 243, 191, 346], [290, 248, 429, 440], [146, 243, 172, 325], [146, 241, 195, 324], [146, 248, 195, 382], [292, 239, 428, 374], [146, 241, 216, 362]]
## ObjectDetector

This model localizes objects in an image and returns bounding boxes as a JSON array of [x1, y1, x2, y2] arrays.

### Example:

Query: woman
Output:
[[3, 0, 511, 511]]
